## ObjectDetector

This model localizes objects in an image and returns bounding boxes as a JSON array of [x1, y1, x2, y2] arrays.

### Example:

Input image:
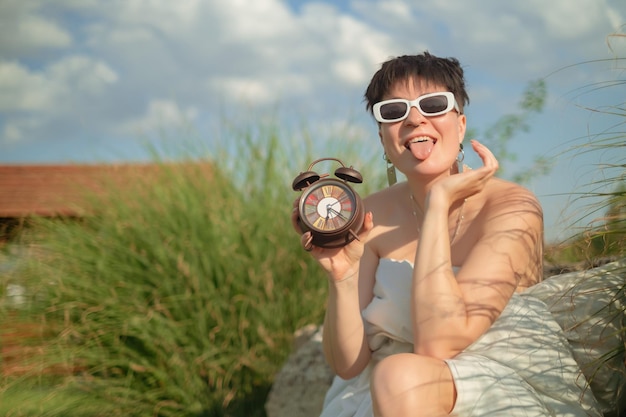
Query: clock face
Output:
[[300, 180, 356, 233]]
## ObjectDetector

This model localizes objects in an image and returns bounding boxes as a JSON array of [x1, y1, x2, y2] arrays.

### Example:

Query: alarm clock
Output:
[[292, 157, 364, 249]]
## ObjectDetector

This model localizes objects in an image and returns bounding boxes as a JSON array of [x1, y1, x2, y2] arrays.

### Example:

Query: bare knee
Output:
[[371, 353, 455, 417], [371, 354, 418, 400]]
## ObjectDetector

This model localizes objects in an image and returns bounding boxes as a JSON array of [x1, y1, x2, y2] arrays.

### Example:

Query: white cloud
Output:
[[0, 61, 51, 111], [3, 123, 24, 144], [0, 0, 624, 166], [18, 14, 72, 48], [0, 54, 119, 148], [0, 56, 118, 113], [67, 0, 397, 109], [0, 117, 45, 146], [209, 74, 311, 106], [103, 26, 155, 45], [0, 0, 72, 56], [524, 0, 621, 40], [214, 0, 296, 41], [352, 0, 625, 80], [376, 0, 415, 23], [119, 99, 199, 135], [48, 56, 119, 94], [289, 3, 397, 87]]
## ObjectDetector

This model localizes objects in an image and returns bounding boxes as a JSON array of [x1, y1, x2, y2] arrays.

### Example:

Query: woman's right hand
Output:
[[291, 198, 374, 282], [429, 139, 499, 208]]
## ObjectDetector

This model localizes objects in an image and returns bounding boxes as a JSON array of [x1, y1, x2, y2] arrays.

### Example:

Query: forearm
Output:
[[322, 273, 371, 379], [412, 196, 468, 357]]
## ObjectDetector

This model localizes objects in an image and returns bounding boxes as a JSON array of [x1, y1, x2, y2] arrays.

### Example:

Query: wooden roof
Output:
[[0, 163, 203, 218]]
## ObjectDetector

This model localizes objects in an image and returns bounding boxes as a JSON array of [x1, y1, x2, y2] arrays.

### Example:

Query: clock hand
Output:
[[326, 204, 333, 218], [328, 207, 348, 221]]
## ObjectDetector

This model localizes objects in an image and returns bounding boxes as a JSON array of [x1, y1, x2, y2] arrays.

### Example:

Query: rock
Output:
[[265, 325, 334, 417], [543, 256, 619, 277]]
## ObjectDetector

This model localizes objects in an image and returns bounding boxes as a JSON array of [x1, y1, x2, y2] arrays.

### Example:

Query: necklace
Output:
[[409, 193, 467, 245]]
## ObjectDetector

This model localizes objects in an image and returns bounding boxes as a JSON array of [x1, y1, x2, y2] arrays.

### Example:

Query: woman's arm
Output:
[[413, 187, 542, 359], [412, 141, 543, 359], [322, 244, 378, 379], [292, 203, 376, 379]]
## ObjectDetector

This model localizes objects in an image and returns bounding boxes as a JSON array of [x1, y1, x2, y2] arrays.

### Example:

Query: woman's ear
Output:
[[457, 114, 467, 142]]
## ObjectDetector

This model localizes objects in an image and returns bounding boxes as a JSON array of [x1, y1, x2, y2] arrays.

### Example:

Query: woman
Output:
[[293, 53, 601, 416]]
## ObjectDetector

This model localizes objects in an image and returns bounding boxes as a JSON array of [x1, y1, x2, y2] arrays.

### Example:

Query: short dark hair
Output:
[[364, 52, 469, 116]]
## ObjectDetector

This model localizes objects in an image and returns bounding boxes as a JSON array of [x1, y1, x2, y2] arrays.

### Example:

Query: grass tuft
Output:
[[1, 121, 373, 416]]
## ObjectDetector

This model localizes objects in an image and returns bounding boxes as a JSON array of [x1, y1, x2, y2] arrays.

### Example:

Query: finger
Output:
[[291, 206, 303, 233], [291, 198, 304, 233], [471, 140, 499, 171], [355, 211, 374, 241], [301, 231, 314, 252], [362, 211, 374, 233], [470, 139, 494, 161], [467, 146, 498, 186]]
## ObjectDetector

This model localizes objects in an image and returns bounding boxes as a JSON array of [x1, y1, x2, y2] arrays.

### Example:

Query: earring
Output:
[[456, 143, 465, 163], [456, 144, 465, 173], [384, 152, 397, 186]]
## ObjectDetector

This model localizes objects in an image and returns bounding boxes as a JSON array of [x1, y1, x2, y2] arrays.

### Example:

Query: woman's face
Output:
[[378, 78, 466, 178]]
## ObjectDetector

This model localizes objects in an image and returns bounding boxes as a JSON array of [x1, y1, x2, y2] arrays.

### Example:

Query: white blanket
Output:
[[319, 259, 626, 417]]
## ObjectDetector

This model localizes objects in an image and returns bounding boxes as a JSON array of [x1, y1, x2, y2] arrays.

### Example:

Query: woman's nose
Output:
[[404, 105, 426, 126]]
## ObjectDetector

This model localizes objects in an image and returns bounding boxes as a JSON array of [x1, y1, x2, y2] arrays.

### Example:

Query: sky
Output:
[[0, 0, 625, 242]]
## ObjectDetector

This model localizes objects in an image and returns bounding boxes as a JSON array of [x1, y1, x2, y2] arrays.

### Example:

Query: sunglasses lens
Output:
[[420, 95, 449, 114], [379, 102, 408, 121]]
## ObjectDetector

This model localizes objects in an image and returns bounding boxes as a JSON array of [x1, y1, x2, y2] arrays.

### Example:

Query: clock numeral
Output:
[[306, 194, 319, 206], [313, 216, 326, 230], [322, 186, 334, 198], [338, 193, 350, 203]]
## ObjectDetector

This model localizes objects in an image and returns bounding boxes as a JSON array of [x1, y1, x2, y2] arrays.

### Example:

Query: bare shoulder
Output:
[[363, 181, 408, 219], [465, 178, 544, 289], [361, 182, 415, 258], [482, 178, 542, 220]]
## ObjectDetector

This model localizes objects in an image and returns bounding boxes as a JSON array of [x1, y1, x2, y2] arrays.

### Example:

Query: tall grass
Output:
[[545, 33, 625, 265], [0, 120, 378, 416], [540, 37, 625, 416]]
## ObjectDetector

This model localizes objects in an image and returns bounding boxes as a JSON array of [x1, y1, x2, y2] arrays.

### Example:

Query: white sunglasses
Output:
[[373, 92, 460, 123]]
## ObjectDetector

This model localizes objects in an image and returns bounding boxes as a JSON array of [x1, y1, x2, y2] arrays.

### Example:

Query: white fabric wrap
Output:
[[526, 259, 626, 415]]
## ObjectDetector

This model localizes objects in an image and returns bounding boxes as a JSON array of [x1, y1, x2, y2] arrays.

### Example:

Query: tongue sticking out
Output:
[[407, 139, 435, 160]]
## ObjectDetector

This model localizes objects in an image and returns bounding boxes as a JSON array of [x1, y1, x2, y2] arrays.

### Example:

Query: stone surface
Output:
[[265, 325, 333, 417]]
